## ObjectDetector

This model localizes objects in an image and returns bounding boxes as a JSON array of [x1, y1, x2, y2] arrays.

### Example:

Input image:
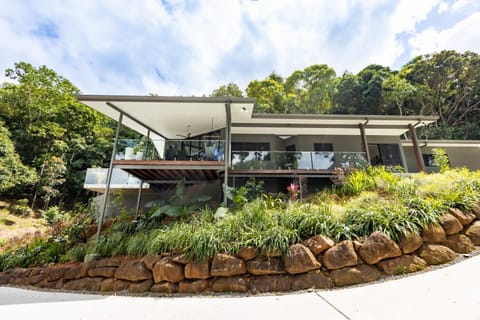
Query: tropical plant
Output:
[[145, 178, 211, 219]]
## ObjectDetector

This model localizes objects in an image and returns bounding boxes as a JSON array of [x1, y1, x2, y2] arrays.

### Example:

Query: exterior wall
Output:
[[231, 134, 284, 151], [231, 134, 403, 152], [403, 144, 480, 172]]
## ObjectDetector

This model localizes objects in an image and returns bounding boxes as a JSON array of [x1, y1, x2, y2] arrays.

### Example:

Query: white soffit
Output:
[[77, 95, 255, 139]]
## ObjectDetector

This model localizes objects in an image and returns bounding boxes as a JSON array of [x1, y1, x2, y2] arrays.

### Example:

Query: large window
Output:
[[314, 143, 333, 152], [368, 144, 403, 167]]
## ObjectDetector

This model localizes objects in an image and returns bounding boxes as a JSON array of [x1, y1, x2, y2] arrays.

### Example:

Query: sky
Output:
[[0, 0, 479, 96]]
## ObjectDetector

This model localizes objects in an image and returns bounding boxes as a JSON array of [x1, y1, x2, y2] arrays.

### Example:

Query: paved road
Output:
[[1, 255, 480, 320]]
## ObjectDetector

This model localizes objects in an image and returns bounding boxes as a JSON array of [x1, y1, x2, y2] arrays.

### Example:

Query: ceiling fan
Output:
[[176, 124, 191, 138]]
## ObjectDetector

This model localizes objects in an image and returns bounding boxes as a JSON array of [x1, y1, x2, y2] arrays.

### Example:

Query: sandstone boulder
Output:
[[211, 276, 249, 292], [448, 208, 476, 225], [330, 264, 382, 287], [88, 267, 117, 278], [422, 225, 446, 243], [100, 278, 115, 291], [94, 256, 127, 268], [442, 234, 474, 254], [0, 273, 10, 285], [211, 254, 246, 276], [42, 279, 64, 289], [152, 257, 185, 283], [64, 277, 103, 291], [178, 280, 209, 293], [262, 248, 282, 257], [465, 221, 480, 245], [129, 279, 153, 293], [472, 205, 480, 219], [284, 244, 321, 274], [250, 275, 291, 293], [247, 257, 285, 275], [115, 260, 152, 281], [291, 270, 334, 290], [64, 263, 90, 280], [28, 274, 45, 285], [322, 240, 358, 270], [441, 214, 463, 235], [185, 261, 210, 279], [359, 232, 402, 264], [142, 255, 165, 270], [377, 255, 427, 275], [46, 267, 69, 282], [172, 254, 190, 264], [399, 231, 423, 254], [303, 235, 335, 255], [237, 247, 258, 261], [150, 281, 178, 294], [418, 244, 456, 265], [9, 267, 30, 279]]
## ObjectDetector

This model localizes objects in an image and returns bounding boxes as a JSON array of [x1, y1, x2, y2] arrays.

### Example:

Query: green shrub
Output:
[[340, 169, 376, 196], [432, 148, 450, 173]]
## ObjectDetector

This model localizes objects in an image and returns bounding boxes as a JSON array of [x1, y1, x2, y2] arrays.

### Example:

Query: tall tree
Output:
[[382, 74, 416, 115], [0, 62, 114, 207], [357, 64, 392, 114], [0, 120, 37, 197], [284, 64, 336, 113], [404, 50, 480, 139], [331, 72, 363, 114], [246, 73, 289, 113], [210, 82, 244, 97]]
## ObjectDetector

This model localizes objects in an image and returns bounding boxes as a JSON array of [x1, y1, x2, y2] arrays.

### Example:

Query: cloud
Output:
[[408, 12, 480, 56], [0, 0, 476, 96]]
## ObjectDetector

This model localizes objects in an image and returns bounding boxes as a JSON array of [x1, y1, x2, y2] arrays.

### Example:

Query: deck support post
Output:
[[359, 122, 371, 164], [96, 111, 123, 240], [134, 129, 150, 220], [408, 123, 425, 172], [223, 101, 232, 206]]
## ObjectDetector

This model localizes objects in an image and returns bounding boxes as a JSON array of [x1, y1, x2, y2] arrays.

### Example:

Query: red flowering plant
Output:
[[287, 182, 299, 201]]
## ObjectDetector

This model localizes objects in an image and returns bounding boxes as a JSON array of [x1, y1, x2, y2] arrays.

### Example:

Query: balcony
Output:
[[115, 139, 225, 162], [231, 151, 368, 171], [84, 168, 150, 192]]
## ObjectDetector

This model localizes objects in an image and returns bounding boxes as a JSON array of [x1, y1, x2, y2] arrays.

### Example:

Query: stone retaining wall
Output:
[[1, 207, 479, 294]]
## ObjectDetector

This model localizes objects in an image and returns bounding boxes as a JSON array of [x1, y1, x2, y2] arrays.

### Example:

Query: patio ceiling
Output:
[[77, 95, 255, 140], [77, 95, 438, 138]]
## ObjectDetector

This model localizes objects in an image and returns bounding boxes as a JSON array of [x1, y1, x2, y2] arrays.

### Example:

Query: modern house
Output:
[[78, 95, 480, 227]]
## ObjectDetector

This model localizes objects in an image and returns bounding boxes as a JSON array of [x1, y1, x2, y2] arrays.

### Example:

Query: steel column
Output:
[[96, 112, 123, 239], [408, 123, 425, 172], [224, 101, 232, 206], [359, 122, 371, 164]]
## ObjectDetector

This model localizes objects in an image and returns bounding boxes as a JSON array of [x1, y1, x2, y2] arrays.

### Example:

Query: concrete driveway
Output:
[[1, 254, 480, 320]]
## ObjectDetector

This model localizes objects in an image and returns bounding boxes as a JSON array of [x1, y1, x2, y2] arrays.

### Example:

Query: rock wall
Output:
[[1, 207, 480, 294]]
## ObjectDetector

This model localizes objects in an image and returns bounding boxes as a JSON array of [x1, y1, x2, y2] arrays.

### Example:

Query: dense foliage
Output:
[[0, 62, 133, 207]]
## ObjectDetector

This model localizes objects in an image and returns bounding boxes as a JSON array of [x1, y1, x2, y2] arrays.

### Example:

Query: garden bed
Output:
[[1, 167, 480, 294]]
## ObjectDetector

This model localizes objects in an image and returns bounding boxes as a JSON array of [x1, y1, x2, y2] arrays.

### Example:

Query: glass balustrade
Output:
[[231, 151, 367, 170], [84, 168, 149, 189], [115, 139, 225, 161], [113, 138, 367, 170]]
